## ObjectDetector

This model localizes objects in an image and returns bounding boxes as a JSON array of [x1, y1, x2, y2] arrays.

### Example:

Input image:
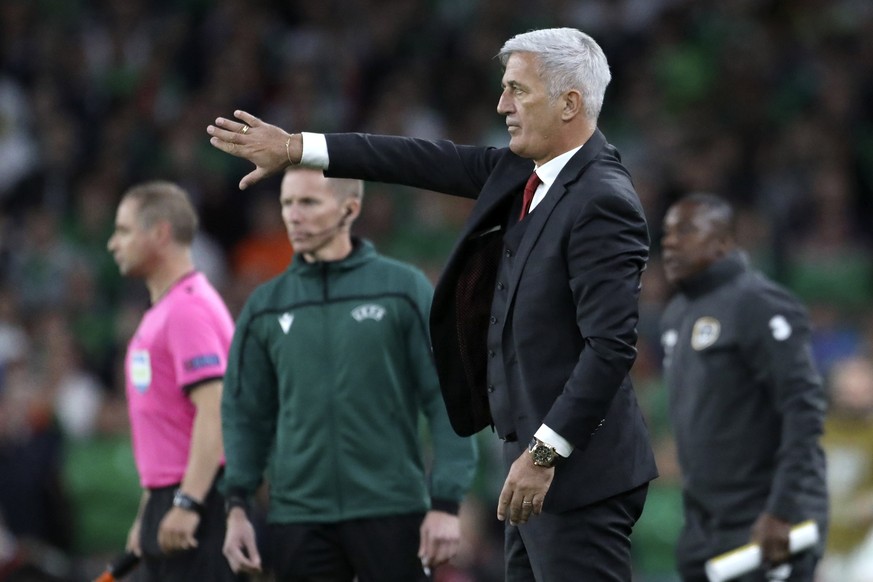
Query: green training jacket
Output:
[[222, 239, 478, 523]]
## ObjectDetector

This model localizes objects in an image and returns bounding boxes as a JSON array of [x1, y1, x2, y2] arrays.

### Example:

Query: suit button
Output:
[[488, 350, 495, 358], [487, 384, 495, 393], [489, 316, 497, 324], [505, 249, 512, 257], [496, 282, 505, 290]]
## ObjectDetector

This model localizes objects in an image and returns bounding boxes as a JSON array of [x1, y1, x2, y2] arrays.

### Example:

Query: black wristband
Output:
[[224, 494, 250, 517], [172, 489, 205, 515], [430, 498, 460, 515]]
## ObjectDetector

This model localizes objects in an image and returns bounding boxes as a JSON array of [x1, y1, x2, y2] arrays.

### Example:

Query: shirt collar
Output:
[[535, 145, 583, 190], [528, 145, 583, 212]]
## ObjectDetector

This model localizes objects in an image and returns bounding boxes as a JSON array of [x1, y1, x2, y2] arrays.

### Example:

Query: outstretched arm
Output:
[[207, 110, 302, 190]]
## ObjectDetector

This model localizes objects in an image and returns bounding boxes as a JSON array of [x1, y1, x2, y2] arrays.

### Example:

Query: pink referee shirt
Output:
[[125, 271, 234, 489]]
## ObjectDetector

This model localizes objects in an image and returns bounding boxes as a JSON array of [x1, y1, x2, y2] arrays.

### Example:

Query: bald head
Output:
[[283, 167, 363, 204], [661, 193, 737, 286], [681, 193, 735, 239]]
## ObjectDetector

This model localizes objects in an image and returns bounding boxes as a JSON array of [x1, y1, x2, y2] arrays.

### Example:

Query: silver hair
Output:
[[498, 28, 611, 120]]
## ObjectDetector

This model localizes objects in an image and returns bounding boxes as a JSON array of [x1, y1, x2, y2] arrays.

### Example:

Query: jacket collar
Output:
[[500, 130, 608, 318], [288, 237, 375, 276], [465, 130, 609, 229], [676, 250, 748, 298]]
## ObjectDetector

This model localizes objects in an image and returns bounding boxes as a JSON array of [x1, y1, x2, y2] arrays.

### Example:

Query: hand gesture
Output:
[[207, 110, 302, 190]]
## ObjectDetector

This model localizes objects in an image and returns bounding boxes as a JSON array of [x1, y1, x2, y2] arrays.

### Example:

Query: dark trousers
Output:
[[505, 483, 649, 582], [137, 482, 241, 582], [268, 513, 429, 582]]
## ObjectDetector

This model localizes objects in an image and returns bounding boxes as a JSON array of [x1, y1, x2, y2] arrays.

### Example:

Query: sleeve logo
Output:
[[184, 354, 221, 371], [130, 349, 152, 393], [278, 312, 294, 334], [769, 315, 792, 341], [661, 329, 678, 368]]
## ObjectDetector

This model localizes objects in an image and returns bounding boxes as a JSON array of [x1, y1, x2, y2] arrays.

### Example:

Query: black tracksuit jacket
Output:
[[660, 251, 828, 563]]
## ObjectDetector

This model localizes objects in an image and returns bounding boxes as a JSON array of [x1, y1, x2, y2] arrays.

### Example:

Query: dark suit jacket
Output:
[[324, 130, 658, 511]]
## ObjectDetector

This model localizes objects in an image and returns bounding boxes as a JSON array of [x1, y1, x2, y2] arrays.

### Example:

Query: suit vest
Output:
[[485, 196, 534, 439]]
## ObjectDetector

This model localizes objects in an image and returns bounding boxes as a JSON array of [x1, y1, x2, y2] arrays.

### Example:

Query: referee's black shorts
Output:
[[137, 480, 242, 582]]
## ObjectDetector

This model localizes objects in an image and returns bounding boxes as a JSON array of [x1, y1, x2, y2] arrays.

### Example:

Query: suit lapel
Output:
[[501, 130, 607, 322], [461, 161, 534, 239]]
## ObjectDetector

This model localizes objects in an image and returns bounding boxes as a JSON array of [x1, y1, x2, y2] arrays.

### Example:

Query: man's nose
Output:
[[285, 206, 301, 222], [497, 92, 512, 115]]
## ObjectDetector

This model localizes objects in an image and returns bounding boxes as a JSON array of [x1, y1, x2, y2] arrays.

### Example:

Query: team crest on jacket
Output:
[[691, 317, 720, 350], [351, 304, 386, 321]]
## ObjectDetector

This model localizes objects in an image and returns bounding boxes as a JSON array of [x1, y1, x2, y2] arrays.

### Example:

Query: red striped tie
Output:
[[519, 171, 542, 221]]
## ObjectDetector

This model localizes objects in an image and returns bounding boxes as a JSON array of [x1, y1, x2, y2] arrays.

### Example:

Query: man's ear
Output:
[[561, 90, 584, 121], [153, 219, 174, 244], [344, 198, 362, 223]]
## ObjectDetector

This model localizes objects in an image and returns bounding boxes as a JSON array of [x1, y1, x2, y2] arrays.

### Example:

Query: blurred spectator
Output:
[[0, 285, 28, 385], [819, 355, 873, 582], [0, 75, 38, 212], [785, 160, 873, 316], [4, 207, 85, 318], [30, 310, 105, 440], [808, 302, 865, 379], [0, 360, 73, 556], [229, 189, 292, 287], [61, 390, 140, 581]]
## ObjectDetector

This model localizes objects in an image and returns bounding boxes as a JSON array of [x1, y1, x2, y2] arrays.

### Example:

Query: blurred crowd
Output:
[[0, 0, 872, 580]]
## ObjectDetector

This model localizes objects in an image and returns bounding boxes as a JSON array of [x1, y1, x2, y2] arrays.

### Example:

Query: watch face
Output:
[[531, 443, 556, 467], [173, 490, 201, 512]]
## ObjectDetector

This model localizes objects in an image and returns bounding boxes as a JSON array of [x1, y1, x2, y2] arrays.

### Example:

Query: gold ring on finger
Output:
[[241, 125, 249, 134]]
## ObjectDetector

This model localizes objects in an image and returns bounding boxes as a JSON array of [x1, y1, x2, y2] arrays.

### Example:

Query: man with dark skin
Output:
[[660, 193, 828, 582]]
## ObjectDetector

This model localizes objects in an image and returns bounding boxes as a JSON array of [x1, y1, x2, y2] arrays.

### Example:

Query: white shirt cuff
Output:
[[300, 132, 329, 169], [535, 425, 573, 457]]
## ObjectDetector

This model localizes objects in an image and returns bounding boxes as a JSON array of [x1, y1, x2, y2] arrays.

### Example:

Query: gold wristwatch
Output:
[[528, 437, 560, 468]]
